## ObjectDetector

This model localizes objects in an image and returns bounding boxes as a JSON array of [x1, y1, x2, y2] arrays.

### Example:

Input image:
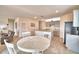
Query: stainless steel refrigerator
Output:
[[64, 22, 77, 44]]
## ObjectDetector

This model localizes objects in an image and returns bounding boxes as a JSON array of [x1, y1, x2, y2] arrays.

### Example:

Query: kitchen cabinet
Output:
[[66, 34, 79, 52]]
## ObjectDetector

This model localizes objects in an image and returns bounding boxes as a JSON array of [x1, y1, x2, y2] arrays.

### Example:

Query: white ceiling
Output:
[[0, 5, 77, 19]]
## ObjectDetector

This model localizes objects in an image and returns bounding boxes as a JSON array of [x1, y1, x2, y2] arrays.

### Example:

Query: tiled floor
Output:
[[0, 36, 77, 54]]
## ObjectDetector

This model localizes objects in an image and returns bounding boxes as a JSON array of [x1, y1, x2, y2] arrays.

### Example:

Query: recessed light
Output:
[[34, 16, 37, 19], [45, 17, 60, 22], [45, 19, 52, 22], [56, 10, 59, 13]]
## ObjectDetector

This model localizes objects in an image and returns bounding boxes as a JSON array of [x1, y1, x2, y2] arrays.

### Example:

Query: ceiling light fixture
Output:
[[56, 10, 59, 13], [34, 16, 37, 19], [45, 17, 60, 22], [45, 19, 52, 22]]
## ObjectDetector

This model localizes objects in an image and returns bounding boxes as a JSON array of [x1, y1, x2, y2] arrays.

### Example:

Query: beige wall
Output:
[[8, 19, 14, 31], [0, 17, 8, 33], [19, 17, 39, 31], [60, 13, 73, 41], [14, 17, 48, 36], [15, 17, 40, 36], [14, 17, 20, 36], [40, 21, 46, 30], [0, 17, 8, 25], [0, 17, 15, 31]]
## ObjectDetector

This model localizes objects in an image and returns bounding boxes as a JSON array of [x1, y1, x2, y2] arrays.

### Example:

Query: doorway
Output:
[[8, 18, 15, 31]]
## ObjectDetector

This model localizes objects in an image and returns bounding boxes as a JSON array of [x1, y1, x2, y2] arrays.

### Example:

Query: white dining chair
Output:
[[35, 31, 52, 41], [4, 39, 17, 54], [20, 32, 31, 38], [4, 39, 29, 54]]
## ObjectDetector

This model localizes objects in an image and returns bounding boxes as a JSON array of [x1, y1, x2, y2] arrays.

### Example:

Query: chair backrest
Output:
[[21, 32, 31, 37], [35, 31, 44, 37], [4, 39, 16, 54], [35, 31, 52, 40], [8, 31, 15, 42], [43, 33, 52, 40]]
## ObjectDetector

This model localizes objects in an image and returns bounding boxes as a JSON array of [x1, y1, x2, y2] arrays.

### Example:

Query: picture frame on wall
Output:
[[31, 23, 35, 27], [15, 22, 17, 29]]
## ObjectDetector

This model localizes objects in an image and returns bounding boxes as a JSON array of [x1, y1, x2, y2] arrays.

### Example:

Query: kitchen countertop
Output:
[[66, 33, 79, 52], [38, 29, 53, 32], [66, 33, 79, 36]]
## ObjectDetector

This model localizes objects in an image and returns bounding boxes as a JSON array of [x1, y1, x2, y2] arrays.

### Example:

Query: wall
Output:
[[19, 17, 39, 31], [0, 17, 8, 25], [14, 17, 20, 36], [8, 19, 14, 31], [0, 17, 8, 32], [60, 13, 73, 41], [40, 21, 46, 30], [15, 17, 40, 37], [0, 17, 15, 31]]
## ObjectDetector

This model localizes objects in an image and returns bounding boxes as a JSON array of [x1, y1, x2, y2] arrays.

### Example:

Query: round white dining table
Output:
[[17, 36, 50, 53]]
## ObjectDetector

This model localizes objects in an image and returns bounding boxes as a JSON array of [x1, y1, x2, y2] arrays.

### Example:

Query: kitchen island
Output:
[[35, 30, 53, 41]]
